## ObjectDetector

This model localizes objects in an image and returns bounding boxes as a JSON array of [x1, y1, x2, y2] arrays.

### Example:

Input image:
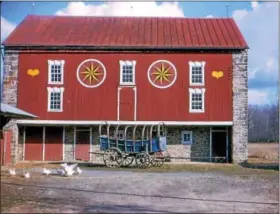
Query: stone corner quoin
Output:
[[232, 49, 249, 164]]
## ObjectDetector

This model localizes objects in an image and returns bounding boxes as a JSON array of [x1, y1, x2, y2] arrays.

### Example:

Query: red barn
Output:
[[2, 15, 249, 164]]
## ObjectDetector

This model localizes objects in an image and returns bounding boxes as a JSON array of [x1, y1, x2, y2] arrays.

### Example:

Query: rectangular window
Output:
[[189, 88, 206, 113], [119, 60, 136, 85], [189, 61, 206, 86], [47, 87, 65, 112], [181, 131, 193, 145], [48, 60, 65, 84]]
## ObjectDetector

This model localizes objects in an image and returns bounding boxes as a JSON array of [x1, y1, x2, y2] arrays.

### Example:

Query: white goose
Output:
[[76, 167, 82, 174], [23, 172, 30, 178], [9, 168, 16, 176], [60, 163, 78, 177], [43, 168, 52, 176]]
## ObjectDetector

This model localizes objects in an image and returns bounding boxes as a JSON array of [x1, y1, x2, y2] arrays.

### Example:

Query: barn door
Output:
[[25, 127, 43, 161], [75, 128, 90, 161], [119, 87, 135, 121], [45, 127, 63, 161]]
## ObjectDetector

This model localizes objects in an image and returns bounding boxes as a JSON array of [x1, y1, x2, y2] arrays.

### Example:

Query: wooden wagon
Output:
[[97, 121, 167, 168]]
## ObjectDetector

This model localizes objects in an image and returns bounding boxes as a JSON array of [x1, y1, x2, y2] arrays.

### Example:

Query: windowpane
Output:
[[49, 91, 62, 111], [191, 65, 202, 84], [122, 65, 134, 83], [51, 64, 62, 83], [191, 93, 203, 111]]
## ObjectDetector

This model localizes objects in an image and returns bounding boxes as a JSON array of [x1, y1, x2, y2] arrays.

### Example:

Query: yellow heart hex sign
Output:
[[212, 71, 223, 79], [27, 69, 40, 77]]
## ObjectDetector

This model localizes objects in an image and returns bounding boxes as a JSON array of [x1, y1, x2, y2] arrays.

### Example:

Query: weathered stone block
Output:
[[232, 50, 248, 164]]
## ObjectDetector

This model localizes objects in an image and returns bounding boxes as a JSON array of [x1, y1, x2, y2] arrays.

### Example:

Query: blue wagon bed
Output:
[[96, 121, 167, 168]]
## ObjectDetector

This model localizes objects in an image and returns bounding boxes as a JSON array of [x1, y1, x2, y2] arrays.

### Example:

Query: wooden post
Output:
[[209, 127, 212, 162], [23, 127, 26, 161], [62, 127, 65, 161], [42, 127, 46, 161]]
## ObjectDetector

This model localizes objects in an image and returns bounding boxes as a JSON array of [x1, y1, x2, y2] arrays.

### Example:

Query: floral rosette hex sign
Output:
[[147, 60, 177, 89], [77, 59, 107, 88]]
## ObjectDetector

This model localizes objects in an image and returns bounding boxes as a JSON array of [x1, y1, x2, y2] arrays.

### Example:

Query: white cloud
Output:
[[232, 2, 278, 105], [251, 1, 259, 10], [55, 1, 185, 17], [1, 16, 16, 42], [249, 88, 278, 105], [206, 14, 214, 18]]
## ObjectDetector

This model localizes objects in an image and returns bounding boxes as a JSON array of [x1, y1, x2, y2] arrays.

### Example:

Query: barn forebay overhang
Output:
[[15, 120, 233, 126]]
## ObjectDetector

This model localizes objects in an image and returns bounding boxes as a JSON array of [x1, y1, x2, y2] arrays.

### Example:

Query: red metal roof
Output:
[[2, 15, 248, 50]]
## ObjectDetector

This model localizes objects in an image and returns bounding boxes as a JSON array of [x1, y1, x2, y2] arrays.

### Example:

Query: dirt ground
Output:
[[1, 143, 279, 213]]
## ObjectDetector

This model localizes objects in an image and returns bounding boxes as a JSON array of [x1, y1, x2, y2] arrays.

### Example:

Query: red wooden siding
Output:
[[18, 52, 233, 121], [119, 87, 135, 121], [45, 127, 63, 161], [25, 127, 43, 161], [0, 130, 12, 166], [75, 129, 90, 161]]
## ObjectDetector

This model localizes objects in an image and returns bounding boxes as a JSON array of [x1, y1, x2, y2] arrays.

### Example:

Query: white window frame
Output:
[[189, 61, 206, 86], [47, 87, 65, 112], [181, 131, 193, 145], [48, 60, 65, 85], [119, 60, 136, 86], [189, 88, 206, 113]]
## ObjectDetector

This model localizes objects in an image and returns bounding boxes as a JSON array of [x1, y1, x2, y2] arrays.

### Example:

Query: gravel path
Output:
[[1, 168, 279, 213]]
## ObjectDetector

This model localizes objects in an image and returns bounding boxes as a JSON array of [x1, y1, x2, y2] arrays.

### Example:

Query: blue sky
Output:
[[1, 1, 279, 105]]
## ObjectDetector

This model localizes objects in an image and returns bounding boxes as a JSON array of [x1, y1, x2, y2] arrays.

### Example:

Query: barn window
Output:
[[189, 88, 206, 113], [189, 61, 206, 86], [48, 60, 65, 84], [119, 60, 136, 85], [181, 131, 193, 145], [47, 87, 65, 112]]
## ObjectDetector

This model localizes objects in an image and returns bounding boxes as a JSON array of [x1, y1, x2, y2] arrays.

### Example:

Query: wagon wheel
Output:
[[135, 152, 151, 169], [121, 156, 135, 167], [103, 148, 123, 168], [151, 156, 165, 167]]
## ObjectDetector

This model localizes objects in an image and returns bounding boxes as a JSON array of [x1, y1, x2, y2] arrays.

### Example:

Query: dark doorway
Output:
[[212, 131, 227, 161]]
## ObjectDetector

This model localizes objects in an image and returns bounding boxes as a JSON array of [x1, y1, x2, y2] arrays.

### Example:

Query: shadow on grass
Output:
[[239, 161, 279, 171]]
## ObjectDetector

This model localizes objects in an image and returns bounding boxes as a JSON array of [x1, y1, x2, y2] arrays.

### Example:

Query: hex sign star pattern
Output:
[[77, 59, 106, 88], [147, 60, 177, 89]]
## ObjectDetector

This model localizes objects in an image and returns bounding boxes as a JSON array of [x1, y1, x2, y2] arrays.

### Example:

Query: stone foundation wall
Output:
[[13, 125, 226, 164], [2, 52, 19, 107], [166, 127, 210, 162], [64, 127, 75, 162], [232, 50, 248, 163], [3, 120, 19, 164]]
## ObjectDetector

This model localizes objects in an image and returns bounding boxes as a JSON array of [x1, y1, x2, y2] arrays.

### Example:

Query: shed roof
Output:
[[2, 15, 248, 50], [0, 103, 37, 118]]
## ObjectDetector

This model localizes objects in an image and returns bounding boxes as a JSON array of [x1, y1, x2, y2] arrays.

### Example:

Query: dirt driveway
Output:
[[1, 164, 279, 213]]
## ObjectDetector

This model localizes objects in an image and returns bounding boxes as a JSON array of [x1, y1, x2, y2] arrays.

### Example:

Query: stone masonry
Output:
[[2, 51, 19, 107], [166, 127, 211, 163], [232, 50, 248, 163], [64, 127, 75, 162], [3, 119, 19, 164]]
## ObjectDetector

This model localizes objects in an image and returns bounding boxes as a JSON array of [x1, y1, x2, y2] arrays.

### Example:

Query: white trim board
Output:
[[15, 120, 233, 126]]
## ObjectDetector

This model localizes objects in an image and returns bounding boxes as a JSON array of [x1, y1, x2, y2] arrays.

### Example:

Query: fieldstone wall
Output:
[[3, 119, 19, 164], [232, 50, 248, 163], [90, 127, 103, 163], [64, 127, 75, 162], [2, 52, 19, 107], [166, 127, 211, 162], [18, 127, 24, 161]]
